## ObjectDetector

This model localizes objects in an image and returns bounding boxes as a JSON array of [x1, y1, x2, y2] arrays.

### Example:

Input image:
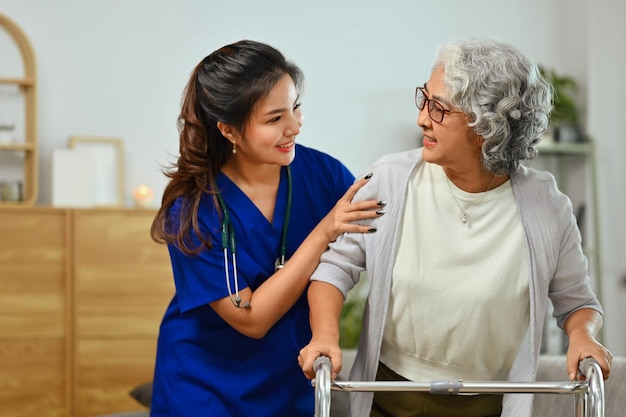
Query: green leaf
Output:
[[539, 65, 580, 125]]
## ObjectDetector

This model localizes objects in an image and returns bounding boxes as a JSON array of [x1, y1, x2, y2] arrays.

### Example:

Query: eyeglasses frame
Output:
[[415, 87, 463, 123]]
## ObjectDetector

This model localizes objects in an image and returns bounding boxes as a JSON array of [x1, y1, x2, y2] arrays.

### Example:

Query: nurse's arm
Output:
[[209, 175, 379, 338]]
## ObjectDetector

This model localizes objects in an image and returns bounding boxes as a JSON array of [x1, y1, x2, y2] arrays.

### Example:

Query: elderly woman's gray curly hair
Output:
[[433, 38, 554, 175]]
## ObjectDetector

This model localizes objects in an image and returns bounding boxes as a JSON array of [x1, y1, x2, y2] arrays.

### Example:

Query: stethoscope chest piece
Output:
[[274, 256, 287, 271]]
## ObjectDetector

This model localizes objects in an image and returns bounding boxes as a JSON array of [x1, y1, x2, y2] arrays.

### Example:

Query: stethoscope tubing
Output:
[[218, 166, 292, 308]]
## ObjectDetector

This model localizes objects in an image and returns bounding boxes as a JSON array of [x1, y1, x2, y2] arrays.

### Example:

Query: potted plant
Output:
[[339, 274, 369, 349], [539, 66, 582, 142], [339, 293, 365, 349]]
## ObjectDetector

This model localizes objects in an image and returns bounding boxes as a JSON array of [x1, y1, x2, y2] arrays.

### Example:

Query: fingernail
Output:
[[568, 372, 575, 380], [376, 209, 385, 215], [377, 200, 387, 206], [364, 172, 373, 180], [368, 228, 377, 233]]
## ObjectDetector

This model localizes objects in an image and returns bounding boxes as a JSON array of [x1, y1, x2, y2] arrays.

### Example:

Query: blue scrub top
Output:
[[151, 145, 354, 417]]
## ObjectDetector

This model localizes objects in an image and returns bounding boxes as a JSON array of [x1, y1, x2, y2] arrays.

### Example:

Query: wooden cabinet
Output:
[[73, 209, 174, 417], [0, 209, 70, 417], [0, 208, 174, 417]]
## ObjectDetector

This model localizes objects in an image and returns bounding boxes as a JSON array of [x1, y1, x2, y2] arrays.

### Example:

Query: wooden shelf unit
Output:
[[0, 13, 39, 206]]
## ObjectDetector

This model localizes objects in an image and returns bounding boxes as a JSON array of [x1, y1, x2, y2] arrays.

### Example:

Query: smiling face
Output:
[[418, 66, 484, 173], [226, 73, 303, 169]]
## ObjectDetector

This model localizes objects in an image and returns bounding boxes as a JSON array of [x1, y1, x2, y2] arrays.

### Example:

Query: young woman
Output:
[[150, 40, 384, 416]]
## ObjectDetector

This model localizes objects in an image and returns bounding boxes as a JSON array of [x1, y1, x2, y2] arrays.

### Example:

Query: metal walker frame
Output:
[[313, 356, 604, 417]]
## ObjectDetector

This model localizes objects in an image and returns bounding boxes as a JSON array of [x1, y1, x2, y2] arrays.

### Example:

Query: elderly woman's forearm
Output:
[[564, 308, 603, 340], [308, 281, 344, 342]]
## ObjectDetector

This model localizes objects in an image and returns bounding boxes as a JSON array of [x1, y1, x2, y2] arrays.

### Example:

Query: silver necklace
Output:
[[446, 174, 497, 224]]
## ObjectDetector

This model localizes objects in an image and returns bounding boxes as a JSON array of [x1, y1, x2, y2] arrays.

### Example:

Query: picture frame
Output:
[[68, 136, 124, 207]]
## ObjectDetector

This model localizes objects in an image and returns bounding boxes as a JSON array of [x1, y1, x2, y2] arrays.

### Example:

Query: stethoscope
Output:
[[216, 166, 292, 309]]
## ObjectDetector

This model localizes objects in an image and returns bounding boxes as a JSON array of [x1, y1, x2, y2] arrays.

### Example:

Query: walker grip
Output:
[[314, 355, 332, 372], [578, 357, 596, 377]]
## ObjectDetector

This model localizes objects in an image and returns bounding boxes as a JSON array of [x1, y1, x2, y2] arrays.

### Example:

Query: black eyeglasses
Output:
[[415, 87, 462, 123]]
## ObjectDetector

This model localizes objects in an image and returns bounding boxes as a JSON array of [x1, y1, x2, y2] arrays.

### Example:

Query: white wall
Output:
[[588, 0, 626, 357], [1, 0, 624, 354]]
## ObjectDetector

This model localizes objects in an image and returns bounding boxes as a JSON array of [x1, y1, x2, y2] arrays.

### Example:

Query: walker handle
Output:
[[578, 357, 605, 417], [313, 355, 332, 417]]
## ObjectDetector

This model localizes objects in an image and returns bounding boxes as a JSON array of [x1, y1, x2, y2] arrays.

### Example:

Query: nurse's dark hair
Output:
[[434, 38, 553, 175], [151, 40, 304, 254]]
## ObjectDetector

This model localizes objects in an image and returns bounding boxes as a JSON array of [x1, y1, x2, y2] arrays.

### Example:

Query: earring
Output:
[[231, 141, 237, 154]]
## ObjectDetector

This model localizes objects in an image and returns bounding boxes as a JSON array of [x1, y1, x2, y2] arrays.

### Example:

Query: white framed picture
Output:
[[68, 136, 124, 206]]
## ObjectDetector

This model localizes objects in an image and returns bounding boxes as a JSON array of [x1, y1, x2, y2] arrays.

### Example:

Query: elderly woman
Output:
[[298, 38, 612, 417]]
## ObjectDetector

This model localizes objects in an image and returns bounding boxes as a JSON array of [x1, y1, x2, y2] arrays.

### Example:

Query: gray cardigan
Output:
[[311, 148, 602, 417]]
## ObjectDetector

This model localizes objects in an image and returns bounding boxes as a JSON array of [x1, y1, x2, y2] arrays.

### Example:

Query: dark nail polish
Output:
[[376, 210, 385, 215], [364, 172, 373, 180], [368, 228, 377, 233], [377, 200, 387, 206]]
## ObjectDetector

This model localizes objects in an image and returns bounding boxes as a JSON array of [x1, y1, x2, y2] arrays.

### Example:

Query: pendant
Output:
[[462, 213, 469, 224]]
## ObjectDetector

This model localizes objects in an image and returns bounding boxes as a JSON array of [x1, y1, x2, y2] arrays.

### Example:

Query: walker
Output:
[[313, 356, 604, 417]]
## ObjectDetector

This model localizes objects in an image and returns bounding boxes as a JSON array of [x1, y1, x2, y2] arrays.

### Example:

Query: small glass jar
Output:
[[0, 124, 15, 144], [0, 181, 22, 202]]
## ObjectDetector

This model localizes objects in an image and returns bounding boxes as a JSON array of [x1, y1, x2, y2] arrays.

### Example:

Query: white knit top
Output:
[[380, 162, 529, 382]]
